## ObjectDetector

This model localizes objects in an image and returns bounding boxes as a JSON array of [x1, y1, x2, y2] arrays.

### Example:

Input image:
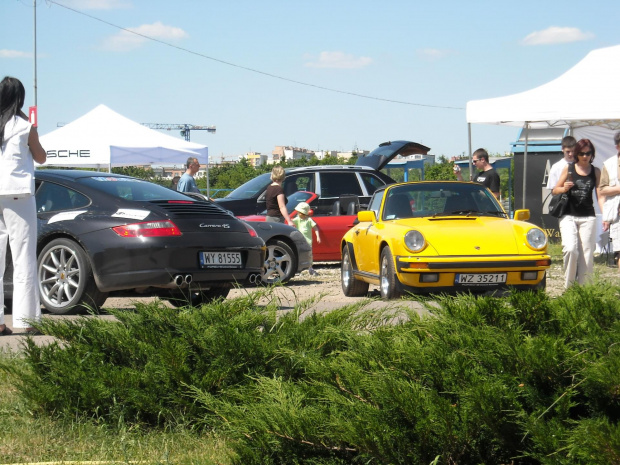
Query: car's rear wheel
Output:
[[166, 286, 231, 308], [38, 238, 108, 314], [380, 247, 402, 300], [262, 239, 297, 284], [341, 247, 368, 297]]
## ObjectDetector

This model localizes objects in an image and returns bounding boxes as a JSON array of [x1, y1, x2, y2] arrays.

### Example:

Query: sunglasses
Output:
[[578, 151, 593, 157], [472, 159, 480, 163]]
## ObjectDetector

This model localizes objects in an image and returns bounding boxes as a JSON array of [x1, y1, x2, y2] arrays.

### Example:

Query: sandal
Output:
[[0, 325, 13, 336]]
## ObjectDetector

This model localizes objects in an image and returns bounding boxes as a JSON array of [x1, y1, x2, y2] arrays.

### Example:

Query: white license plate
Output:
[[455, 273, 506, 285], [199, 251, 243, 269]]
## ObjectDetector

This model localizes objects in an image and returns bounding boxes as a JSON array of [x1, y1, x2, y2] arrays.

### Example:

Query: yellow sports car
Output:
[[341, 181, 551, 299]]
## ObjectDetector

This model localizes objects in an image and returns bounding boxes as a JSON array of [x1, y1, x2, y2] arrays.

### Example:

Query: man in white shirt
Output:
[[599, 131, 620, 269], [546, 136, 577, 190]]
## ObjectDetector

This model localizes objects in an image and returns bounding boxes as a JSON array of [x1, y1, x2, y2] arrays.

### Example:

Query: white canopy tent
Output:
[[466, 44, 620, 207], [40, 104, 209, 170]]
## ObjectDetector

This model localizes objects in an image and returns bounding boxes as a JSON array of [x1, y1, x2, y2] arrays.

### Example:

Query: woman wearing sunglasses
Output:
[[552, 138, 602, 288]]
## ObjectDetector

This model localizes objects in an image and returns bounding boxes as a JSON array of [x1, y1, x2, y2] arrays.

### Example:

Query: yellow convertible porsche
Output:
[[341, 181, 551, 299]]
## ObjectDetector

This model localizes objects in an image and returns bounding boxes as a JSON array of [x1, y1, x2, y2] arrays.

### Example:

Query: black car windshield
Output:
[[77, 176, 193, 201], [382, 182, 504, 220], [225, 173, 272, 199]]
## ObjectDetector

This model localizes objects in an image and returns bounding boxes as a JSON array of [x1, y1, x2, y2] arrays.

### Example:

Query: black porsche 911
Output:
[[2, 170, 266, 314]]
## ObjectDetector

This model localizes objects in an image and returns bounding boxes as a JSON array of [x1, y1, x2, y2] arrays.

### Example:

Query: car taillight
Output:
[[243, 223, 258, 238], [113, 220, 182, 237]]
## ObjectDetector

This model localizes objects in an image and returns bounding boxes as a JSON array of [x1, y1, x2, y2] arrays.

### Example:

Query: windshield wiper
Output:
[[479, 211, 507, 217]]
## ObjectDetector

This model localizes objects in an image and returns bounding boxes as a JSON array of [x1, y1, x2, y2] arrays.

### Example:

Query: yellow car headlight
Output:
[[526, 228, 547, 250], [404, 230, 425, 252]]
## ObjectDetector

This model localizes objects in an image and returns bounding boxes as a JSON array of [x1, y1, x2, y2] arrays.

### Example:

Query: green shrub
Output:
[[3, 285, 620, 464]]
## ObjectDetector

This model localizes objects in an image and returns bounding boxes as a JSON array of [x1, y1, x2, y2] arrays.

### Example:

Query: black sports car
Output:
[[3, 170, 266, 314]]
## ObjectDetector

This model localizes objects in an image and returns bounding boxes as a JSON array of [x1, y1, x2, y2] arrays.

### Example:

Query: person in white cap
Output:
[[292, 201, 321, 275]]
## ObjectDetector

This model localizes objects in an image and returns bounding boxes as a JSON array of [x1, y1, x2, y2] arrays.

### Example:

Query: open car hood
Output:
[[356, 140, 431, 171]]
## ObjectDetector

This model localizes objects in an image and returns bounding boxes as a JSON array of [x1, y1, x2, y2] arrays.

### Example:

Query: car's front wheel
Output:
[[262, 239, 297, 284], [341, 246, 369, 297], [166, 286, 231, 308], [38, 238, 108, 314], [379, 247, 402, 300]]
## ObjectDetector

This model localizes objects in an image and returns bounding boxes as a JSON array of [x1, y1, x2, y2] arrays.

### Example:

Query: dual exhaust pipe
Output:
[[173, 274, 193, 286], [170, 272, 262, 288]]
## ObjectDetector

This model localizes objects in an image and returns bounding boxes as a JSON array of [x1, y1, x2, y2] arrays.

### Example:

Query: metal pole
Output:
[[206, 154, 210, 198], [522, 122, 529, 208], [467, 123, 473, 180], [33, 0, 37, 106]]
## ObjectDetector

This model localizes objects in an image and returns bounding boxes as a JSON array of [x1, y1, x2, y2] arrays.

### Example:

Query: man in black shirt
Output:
[[455, 148, 501, 199]]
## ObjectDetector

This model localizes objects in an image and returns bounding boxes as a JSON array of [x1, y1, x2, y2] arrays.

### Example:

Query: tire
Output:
[[533, 272, 547, 291], [166, 286, 231, 308], [38, 238, 108, 314], [379, 247, 402, 300], [261, 239, 297, 284], [341, 247, 369, 297]]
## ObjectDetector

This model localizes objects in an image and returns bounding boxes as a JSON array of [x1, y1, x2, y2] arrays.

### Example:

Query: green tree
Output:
[[424, 156, 458, 181]]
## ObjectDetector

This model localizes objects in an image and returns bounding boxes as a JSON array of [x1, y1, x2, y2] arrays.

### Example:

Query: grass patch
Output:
[[2, 285, 620, 464]]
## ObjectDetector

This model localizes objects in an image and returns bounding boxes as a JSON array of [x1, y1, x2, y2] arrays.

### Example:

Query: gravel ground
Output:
[[2, 251, 618, 352]]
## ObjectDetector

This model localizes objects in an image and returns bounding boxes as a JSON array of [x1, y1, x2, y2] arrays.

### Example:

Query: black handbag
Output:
[[549, 193, 569, 218]]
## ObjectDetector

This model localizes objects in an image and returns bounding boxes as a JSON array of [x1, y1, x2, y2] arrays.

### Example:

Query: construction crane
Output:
[[141, 123, 216, 141]]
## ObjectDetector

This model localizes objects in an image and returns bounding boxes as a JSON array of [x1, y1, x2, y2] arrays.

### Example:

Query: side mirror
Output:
[[514, 209, 530, 221], [357, 210, 376, 223]]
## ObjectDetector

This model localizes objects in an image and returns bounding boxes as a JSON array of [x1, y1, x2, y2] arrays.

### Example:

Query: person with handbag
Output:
[[553, 138, 602, 288], [599, 131, 620, 269]]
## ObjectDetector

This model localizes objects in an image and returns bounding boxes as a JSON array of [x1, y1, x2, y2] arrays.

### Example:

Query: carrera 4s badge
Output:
[[199, 223, 231, 228]]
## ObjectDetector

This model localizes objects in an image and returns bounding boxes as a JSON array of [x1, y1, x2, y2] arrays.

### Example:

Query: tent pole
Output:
[[206, 156, 210, 198], [467, 123, 473, 180], [522, 122, 529, 208]]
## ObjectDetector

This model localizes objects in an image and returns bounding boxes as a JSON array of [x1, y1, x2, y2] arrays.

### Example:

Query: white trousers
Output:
[[559, 215, 597, 288], [0, 195, 41, 328]]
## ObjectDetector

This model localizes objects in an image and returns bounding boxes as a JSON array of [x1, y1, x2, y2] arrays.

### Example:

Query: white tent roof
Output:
[[466, 44, 620, 129], [40, 104, 208, 168]]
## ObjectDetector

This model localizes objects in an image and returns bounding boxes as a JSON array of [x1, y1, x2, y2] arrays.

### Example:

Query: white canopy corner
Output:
[[40, 104, 208, 169], [466, 44, 620, 130]]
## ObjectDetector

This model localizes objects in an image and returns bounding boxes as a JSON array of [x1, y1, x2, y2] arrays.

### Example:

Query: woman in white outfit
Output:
[[0, 76, 46, 335], [553, 138, 601, 288]]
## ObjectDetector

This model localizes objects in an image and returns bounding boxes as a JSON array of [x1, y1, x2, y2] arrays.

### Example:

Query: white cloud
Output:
[[522, 26, 594, 45], [101, 21, 189, 52], [304, 51, 372, 69], [59, 0, 131, 9], [0, 49, 32, 58], [416, 48, 453, 60]]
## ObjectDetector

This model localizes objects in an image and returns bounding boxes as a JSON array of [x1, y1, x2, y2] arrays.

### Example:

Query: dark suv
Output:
[[215, 140, 430, 216]]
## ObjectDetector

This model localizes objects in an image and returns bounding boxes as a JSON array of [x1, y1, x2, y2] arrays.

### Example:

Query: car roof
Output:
[[284, 164, 377, 174], [356, 140, 431, 170], [35, 169, 131, 181]]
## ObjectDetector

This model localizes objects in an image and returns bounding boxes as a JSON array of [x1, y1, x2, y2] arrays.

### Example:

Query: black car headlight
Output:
[[526, 228, 547, 250], [404, 230, 426, 252]]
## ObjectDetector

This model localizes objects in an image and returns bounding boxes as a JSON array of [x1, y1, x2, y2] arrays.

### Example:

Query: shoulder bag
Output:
[[548, 163, 574, 218], [549, 192, 569, 218]]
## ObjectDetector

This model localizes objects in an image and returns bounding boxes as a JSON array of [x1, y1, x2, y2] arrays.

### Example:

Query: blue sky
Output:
[[3, 0, 620, 163]]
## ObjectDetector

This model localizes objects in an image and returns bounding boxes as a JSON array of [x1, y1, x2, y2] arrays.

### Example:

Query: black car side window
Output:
[[319, 173, 362, 198], [360, 173, 387, 195], [36, 182, 90, 213]]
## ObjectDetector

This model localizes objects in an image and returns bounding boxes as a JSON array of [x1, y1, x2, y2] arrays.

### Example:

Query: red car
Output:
[[239, 191, 357, 262]]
